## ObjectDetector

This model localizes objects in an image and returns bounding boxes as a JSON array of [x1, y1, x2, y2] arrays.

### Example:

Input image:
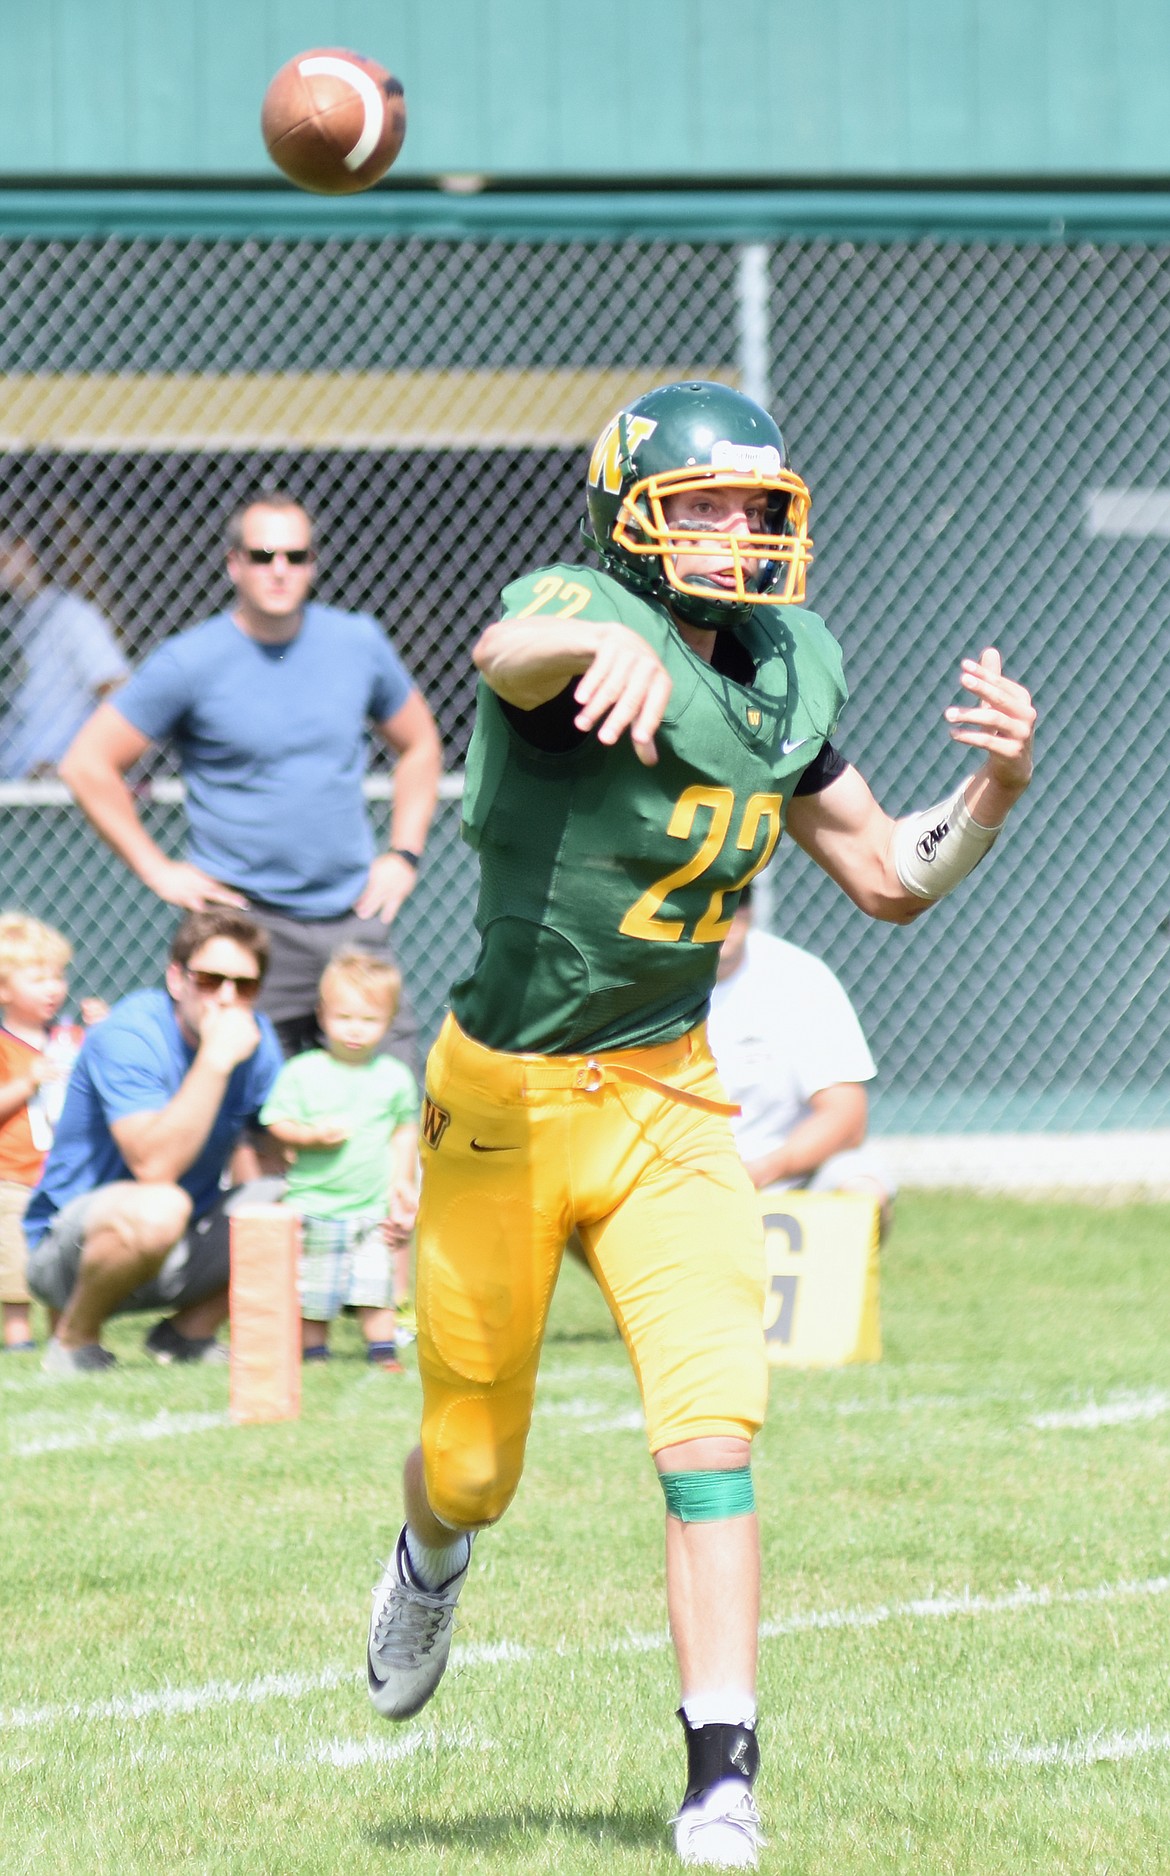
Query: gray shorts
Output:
[[245, 901, 419, 1077], [26, 1177, 286, 1317]]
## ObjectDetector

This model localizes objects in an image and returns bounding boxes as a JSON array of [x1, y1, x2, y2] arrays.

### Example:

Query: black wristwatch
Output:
[[390, 847, 421, 869]]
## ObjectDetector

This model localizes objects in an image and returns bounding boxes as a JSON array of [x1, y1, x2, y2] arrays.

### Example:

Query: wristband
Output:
[[389, 848, 421, 869], [892, 781, 1004, 901]]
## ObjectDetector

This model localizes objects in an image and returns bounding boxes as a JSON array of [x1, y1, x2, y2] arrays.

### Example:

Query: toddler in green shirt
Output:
[[261, 948, 419, 1369]]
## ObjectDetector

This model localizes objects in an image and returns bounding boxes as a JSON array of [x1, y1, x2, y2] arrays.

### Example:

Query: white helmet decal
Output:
[[710, 440, 782, 475]]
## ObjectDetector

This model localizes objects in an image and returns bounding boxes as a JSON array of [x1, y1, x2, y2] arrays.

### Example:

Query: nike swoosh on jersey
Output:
[[781, 736, 816, 755], [469, 1139, 519, 1152]]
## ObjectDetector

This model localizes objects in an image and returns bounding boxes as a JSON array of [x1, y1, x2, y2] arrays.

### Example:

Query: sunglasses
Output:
[[238, 547, 315, 566], [184, 967, 262, 998]]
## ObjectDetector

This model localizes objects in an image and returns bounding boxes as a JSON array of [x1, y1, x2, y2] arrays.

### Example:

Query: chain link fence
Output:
[[1, 227, 1168, 1139]]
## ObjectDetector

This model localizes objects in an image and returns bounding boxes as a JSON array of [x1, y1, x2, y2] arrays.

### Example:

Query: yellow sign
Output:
[[761, 1190, 881, 1368]]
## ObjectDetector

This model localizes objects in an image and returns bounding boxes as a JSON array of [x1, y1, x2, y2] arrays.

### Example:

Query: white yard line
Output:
[[303, 1728, 427, 1767], [302, 1725, 491, 1768], [0, 1652, 521, 1734], [0, 1664, 357, 1731], [452, 1640, 531, 1667], [539, 1361, 631, 1385], [827, 1391, 1034, 1418], [9, 1410, 229, 1457], [782, 1385, 1168, 1425], [7, 1570, 1170, 1736], [2, 1377, 1159, 1438], [615, 1572, 1170, 1653], [1030, 1390, 1170, 1430], [537, 1400, 644, 1434], [994, 1726, 1170, 1767], [758, 1572, 1170, 1640], [544, 1382, 1170, 1430]]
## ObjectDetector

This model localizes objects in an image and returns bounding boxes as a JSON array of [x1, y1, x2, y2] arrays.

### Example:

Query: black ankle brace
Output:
[[677, 1711, 760, 1805]]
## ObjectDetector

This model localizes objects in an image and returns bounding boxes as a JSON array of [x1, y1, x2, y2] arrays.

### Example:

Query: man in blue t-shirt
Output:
[[25, 908, 284, 1376], [59, 491, 442, 1070]]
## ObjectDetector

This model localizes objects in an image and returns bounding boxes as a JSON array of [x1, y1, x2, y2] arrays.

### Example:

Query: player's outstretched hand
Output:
[[572, 622, 673, 766], [944, 647, 1036, 795]]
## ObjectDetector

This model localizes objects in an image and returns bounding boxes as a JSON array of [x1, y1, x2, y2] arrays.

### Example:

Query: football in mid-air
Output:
[[261, 48, 406, 194]]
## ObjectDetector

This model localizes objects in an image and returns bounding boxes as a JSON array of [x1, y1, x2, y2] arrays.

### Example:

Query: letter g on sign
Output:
[[762, 1210, 803, 1347]]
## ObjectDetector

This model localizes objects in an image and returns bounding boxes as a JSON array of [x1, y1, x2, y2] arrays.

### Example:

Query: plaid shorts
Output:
[[297, 1214, 391, 1320]]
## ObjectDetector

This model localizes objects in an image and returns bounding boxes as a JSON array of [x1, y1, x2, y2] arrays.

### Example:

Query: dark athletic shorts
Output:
[[245, 901, 419, 1077], [26, 1177, 285, 1316]]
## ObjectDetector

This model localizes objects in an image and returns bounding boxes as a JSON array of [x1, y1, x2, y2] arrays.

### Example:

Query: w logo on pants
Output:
[[421, 1096, 451, 1150]]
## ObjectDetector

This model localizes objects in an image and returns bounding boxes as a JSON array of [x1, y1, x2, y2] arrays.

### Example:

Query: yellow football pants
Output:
[[415, 1014, 768, 1529]]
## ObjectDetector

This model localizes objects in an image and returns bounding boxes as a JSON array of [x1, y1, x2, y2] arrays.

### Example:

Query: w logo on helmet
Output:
[[588, 412, 657, 494]]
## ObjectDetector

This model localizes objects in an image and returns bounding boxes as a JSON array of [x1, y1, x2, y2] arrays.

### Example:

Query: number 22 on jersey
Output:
[[619, 785, 782, 944], [511, 575, 592, 620]]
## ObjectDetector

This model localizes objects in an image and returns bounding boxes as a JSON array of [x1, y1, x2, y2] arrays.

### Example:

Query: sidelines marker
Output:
[[229, 1206, 301, 1425]]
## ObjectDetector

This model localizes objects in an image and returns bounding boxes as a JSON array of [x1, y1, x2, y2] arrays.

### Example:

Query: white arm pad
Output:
[[892, 781, 1005, 901]]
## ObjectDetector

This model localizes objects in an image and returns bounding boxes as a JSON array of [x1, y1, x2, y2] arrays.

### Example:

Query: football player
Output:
[[365, 381, 1036, 1868]]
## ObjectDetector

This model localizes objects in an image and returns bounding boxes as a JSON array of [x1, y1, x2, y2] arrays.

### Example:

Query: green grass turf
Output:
[[2, 1193, 1169, 1873]]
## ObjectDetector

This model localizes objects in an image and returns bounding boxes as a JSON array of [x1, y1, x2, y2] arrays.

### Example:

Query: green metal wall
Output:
[[2, 0, 1170, 183]]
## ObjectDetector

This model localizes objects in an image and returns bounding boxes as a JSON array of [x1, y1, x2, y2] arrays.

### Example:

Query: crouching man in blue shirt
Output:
[[24, 908, 284, 1376]]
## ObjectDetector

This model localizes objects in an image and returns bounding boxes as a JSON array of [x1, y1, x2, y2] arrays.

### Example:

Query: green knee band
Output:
[[660, 1467, 755, 1523]]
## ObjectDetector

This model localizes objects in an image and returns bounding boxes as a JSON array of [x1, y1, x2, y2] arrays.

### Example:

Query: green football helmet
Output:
[[583, 379, 813, 630]]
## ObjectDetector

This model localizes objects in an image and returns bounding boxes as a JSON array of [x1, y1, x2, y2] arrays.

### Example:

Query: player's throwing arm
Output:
[[474, 617, 672, 766], [787, 645, 1037, 922]]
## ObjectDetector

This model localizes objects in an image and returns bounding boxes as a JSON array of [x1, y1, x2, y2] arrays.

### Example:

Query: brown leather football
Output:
[[261, 48, 406, 194]]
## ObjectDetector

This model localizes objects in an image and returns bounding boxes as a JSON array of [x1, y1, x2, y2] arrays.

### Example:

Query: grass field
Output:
[[2, 1192, 1170, 1875]]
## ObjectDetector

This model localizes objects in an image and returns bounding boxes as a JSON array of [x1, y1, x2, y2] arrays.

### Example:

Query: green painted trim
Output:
[[1, 187, 1170, 245]]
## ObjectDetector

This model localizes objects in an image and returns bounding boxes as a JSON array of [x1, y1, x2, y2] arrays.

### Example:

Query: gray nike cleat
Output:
[[367, 1526, 470, 1720]]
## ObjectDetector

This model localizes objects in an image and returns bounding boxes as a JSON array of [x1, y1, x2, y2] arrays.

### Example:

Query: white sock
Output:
[[404, 1524, 471, 1590], [682, 1691, 758, 1731]]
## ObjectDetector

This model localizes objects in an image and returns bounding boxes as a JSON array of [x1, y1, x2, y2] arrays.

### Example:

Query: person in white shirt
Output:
[[707, 882, 895, 1227]]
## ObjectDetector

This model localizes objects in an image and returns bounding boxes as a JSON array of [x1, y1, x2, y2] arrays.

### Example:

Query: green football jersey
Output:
[[452, 564, 848, 1055]]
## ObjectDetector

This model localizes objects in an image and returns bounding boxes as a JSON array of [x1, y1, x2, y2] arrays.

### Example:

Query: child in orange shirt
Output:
[[0, 913, 105, 1351]]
